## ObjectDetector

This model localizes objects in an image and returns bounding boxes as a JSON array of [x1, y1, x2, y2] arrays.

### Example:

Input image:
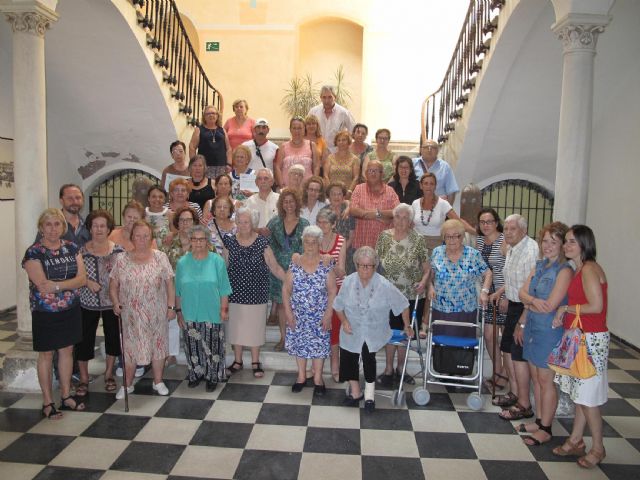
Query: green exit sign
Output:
[[206, 42, 220, 52]]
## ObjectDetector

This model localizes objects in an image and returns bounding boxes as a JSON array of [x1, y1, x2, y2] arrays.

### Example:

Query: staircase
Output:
[[421, 0, 505, 165]]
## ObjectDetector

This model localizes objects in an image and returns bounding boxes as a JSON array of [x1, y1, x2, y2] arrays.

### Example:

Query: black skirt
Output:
[[32, 304, 82, 352]]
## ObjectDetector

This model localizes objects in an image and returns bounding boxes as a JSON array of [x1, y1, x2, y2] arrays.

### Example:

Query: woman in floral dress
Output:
[[283, 226, 336, 396]]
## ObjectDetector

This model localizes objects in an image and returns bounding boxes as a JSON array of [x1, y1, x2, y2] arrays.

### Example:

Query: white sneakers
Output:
[[115, 385, 134, 400], [152, 382, 169, 396], [116, 366, 145, 378]]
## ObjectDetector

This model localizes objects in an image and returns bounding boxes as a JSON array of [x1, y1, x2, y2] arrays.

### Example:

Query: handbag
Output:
[[547, 304, 597, 379]]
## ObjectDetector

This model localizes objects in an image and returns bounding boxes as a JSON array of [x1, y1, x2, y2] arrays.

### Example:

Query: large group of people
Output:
[[23, 87, 611, 470]]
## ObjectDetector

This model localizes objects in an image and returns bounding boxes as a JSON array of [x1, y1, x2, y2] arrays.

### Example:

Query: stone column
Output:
[[0, 1, 58, 389], [551, 14, 610, 224]]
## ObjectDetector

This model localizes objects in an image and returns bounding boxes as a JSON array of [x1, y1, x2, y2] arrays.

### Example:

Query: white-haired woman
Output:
[[176, 225, 232, 392], [283, 226, 337, 396], [375, 203, 430, 387], [224, 207, 286, 378], [334, 246, 410, 412]]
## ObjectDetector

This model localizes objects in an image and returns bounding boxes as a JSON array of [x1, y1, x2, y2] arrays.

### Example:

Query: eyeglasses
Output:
[[179, 218, 194, 223], [444, 234, 462, 241], [377, 137, 390, 141], [190, 237, 207, 242], [205, 111, 217, 115], [357, 263, 376, 270], [479, 220, 496, 225], [307, 187, 321, 193], [367, 169, 382, 174]]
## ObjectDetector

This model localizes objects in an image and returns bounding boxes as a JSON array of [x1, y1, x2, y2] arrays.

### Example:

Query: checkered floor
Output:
[[1, 312, 640, 479]]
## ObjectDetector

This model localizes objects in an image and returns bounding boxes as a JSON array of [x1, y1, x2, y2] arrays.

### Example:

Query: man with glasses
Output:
[[349, 160, 399, 255], [412, 139, 459, 203], [242, 118, 278, 173], [308, 85, 356, 153], [244, 169, 280, 237]]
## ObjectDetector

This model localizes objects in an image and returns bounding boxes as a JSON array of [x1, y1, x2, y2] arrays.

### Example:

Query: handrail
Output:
[[131, 0, 223, 125], [421, 0, 503, 145]]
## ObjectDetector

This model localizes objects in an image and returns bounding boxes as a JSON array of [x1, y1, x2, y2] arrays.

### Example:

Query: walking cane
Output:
[[117, 313, 129, 412], [491, 302, 498, 400]]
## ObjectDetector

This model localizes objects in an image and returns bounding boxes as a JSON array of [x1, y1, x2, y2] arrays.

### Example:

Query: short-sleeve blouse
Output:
[[411, 197, 452, 236], [79, 243, 125, 310], [376, 229, 428, 298], [22, 240, 80, 313], [431, 245, 488, 313], [223, 234, 270, 305]]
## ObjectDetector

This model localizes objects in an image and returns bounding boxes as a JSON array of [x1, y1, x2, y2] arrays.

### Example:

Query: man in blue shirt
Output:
[[412, 140, 460, 203]]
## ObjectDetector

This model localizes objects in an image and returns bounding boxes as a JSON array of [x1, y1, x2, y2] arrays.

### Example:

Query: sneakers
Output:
[[115, 385, 134, 400], [152, 382, 169, 396], [116, 367, 123, 377], [116, 366, 145, 378]]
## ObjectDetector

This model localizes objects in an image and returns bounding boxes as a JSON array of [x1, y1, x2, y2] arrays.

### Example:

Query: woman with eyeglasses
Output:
[[189, 105, 232, 178], [349, 123, 373, 182], [363, 128, 396, 183], [429, 219, 492, 338], [175, 225, 231, 392], [205, 195, 237, 255], [164, 178, 203, 220], [301, 176, 327, 226], [334, 246, 410, 412]]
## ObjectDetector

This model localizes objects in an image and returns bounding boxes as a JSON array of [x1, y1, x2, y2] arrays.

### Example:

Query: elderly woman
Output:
[[230, 144, 255, 202], [286, 164, 306, 193], [225, 208, 286, 376], [301, 176, 327, 225], [364, 128, 395, 183], [161, 140, 190, 191], [203, 173, 234, 224], [375, 203, 430, 387], [476, 208, 508, 389], [77, 210, 125, 395], [109, 200, 146, 251], [206, 196, 237, 254], [412, 172, 471, 254], [275, 117, 319, 188], [189, 105, 231, 178], [304, 114, 329, 164], [388, 156, 422, 205], [323, 130, 360, 195], [429, 219, 492, 338], [109, 220, 175, 400], [265, 188, 310, 351], [224, 99, 255, 149], [165, 178, 203, 219], [23, 208, 88, 417], [188, 154, 215, 212], [145, 186, 172, 247], [552, 225, 609, 469], [283, 226, 337, 395], [334, 246, 410, 412], [175, 225, 232, 391], [316, 209, 347, 381], [507, 222, 572, 439], [320, 181, 354, 247]]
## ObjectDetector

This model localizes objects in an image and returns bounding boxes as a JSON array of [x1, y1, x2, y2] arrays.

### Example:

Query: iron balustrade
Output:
[[421, 0, 504, 145], [130, 0, 223, 125]]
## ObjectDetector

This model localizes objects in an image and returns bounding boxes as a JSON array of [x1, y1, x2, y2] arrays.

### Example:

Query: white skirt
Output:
[[555, 331, 610, 407]]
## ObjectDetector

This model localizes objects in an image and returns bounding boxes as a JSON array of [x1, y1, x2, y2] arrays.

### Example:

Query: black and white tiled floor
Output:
[[1, 312, 640, 479]]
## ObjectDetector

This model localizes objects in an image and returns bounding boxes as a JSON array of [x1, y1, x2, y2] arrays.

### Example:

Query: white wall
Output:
[[0, 18, 16, 310], [587, 0, 640, 347]]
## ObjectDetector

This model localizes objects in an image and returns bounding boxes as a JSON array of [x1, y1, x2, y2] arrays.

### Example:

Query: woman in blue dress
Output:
[[282, 226, 337, 396], [514, 222, 572, 445]]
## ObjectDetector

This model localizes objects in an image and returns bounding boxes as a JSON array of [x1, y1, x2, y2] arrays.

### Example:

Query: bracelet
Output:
[[481, 287, 489, 294], [175, 308, 182, 313], [518, 322, 525, 329], [55, 284, 60, 292]]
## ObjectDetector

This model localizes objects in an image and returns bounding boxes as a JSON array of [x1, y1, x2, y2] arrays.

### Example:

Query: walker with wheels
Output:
[[412, 306, 486, 411]]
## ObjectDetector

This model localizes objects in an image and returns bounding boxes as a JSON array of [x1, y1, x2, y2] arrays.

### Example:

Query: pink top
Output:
[[281, 139, 314, 186], [224, 117, 255, 149]]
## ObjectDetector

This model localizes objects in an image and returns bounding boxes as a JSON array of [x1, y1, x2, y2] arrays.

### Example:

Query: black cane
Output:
[[117, 313, 129, 412]]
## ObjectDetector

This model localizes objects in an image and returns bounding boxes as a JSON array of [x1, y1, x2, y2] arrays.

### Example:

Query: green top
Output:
[[175, 252, 232, 323]]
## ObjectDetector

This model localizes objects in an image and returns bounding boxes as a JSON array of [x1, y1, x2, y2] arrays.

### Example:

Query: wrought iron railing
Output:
[[130, 0, 223, 125], [421, 0, 504, 145]]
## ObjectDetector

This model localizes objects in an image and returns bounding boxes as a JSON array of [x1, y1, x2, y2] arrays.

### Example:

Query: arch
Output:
[[297, 17, 363, 119], [179, 11, 201, 57]]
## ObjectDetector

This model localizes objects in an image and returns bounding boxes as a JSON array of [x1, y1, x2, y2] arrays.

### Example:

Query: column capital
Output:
[[0, 1, 58, 37], [552, 13, 611, 53]]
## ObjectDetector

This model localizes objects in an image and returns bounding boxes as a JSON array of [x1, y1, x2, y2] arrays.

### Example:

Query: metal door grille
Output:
[[481, 179, 554, 238], [89, 169, 159, 226]]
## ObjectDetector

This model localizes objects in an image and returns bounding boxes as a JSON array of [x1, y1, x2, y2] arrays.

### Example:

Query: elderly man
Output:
[[491, 214, 539, 421], [308, 85, 356, 153], [350, 160, 399, 252], [242, 118, 278, 173], [412, 139, 459, 203], [244, 168, 280, 237]]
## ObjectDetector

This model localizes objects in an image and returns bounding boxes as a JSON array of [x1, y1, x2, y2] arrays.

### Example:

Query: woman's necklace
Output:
[[420, 197, 437, 226], [320, 233, 335, 252], [356, 279, 377, 313]]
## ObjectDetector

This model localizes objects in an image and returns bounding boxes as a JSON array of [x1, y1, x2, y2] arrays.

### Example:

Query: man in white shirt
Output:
[[308, 85, 356, 153], [412, 139, 460, 203], [491, 214, 539, 421], [244, 168, 279, 237], [242, 118, 278, 173]]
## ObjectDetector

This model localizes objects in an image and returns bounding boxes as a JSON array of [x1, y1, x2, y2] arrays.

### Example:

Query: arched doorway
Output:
[[89, 169, 159, 226], [297, 17, 363, 119], [481, 179, 554, 238]]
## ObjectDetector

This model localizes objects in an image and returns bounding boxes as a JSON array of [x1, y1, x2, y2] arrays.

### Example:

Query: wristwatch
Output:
[[55, 284, 60, 292], [167, 306, 176, 311], [518, 322, 526, 329], [481, 287, 490, 294]]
